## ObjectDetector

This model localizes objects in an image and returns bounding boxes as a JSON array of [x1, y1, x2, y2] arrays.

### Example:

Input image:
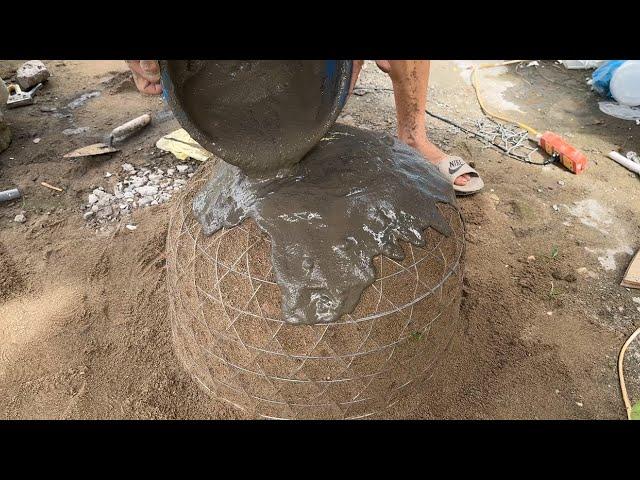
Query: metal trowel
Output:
[[64, 113, 152, 158]]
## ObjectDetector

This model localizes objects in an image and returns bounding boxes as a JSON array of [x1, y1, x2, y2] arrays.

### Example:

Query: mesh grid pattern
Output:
[[167, 168, 465, 419]]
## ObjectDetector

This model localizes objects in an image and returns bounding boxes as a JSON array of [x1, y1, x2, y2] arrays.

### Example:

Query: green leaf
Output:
[[631, 402, 640, 420], [551, 246, 559, 259]]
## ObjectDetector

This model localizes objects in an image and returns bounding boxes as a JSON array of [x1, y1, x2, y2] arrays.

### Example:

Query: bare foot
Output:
[[125, 60, 162, 95], [400, 135, 471, 186]]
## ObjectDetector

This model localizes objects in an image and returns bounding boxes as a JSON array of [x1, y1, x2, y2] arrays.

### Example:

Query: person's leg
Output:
[[350, 60, 365, 94], [383, 60, 470, 186]]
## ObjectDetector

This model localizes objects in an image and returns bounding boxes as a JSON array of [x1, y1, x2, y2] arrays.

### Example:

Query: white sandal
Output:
[[436, 156, 484, 196]]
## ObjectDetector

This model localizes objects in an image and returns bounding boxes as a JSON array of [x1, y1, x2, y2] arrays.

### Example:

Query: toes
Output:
[[453, 174, 471, 186], [143, 82, 163, 96], [132, 74, 147, 92], [131, 68, 162, 95]]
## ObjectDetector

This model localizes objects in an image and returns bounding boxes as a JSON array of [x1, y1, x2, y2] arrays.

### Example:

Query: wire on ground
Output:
[[618, 326, 640, 420]]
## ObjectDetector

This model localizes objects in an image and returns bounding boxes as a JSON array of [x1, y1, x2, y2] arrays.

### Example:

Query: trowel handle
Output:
[[7, 83, 43, 96], [7, 84, 22, 95], [109, 113, 151, 143]]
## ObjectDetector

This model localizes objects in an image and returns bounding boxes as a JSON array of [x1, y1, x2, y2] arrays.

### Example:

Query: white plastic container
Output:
[[610, 61, 640, 107]]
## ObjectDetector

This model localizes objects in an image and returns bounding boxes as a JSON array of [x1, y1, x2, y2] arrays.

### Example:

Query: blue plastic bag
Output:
[[592, 60, 626, 97]]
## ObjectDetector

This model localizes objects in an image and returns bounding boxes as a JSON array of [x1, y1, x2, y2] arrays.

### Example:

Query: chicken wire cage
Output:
[[166, 162, 465, 420]]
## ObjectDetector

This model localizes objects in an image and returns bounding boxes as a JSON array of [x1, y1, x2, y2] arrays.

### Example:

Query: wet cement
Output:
[[193, 124, 455, 325], [161, 60, 351, 174]]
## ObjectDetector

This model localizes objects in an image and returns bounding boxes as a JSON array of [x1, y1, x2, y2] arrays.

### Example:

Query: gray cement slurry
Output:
[[162, 60, 351, 174], [193, 124, 455, 325]]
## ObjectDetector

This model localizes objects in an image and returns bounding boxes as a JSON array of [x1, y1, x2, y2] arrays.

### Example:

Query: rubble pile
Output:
[[82, 162, 196, 226]]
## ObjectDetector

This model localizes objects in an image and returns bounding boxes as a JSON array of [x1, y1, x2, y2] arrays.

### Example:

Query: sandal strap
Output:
[[437, 156, 480, 181]]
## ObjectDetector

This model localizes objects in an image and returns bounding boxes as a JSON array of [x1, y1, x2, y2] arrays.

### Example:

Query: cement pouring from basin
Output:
[[163, 60, 465, 418]]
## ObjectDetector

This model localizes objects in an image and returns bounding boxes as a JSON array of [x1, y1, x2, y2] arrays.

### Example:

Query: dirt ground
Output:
[[0, 60, 638, 419]]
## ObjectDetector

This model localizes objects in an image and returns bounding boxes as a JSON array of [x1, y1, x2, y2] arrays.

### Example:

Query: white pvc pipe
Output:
[[607, 151, 640, 175]]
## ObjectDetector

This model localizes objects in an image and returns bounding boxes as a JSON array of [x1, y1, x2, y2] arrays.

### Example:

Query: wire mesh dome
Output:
[[167, 160, 465, 419]]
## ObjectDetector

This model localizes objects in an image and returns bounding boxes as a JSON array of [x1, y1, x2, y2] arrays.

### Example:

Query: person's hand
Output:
[[126, 60, 162, 95]]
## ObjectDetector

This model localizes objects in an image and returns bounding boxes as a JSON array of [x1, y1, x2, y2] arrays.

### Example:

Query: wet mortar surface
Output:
[[193, 124, 455, 324]]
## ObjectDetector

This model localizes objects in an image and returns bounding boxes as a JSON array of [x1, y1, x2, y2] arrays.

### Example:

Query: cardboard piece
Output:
[[621, 250, 640, 289], [156, 128, 212, 162]]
